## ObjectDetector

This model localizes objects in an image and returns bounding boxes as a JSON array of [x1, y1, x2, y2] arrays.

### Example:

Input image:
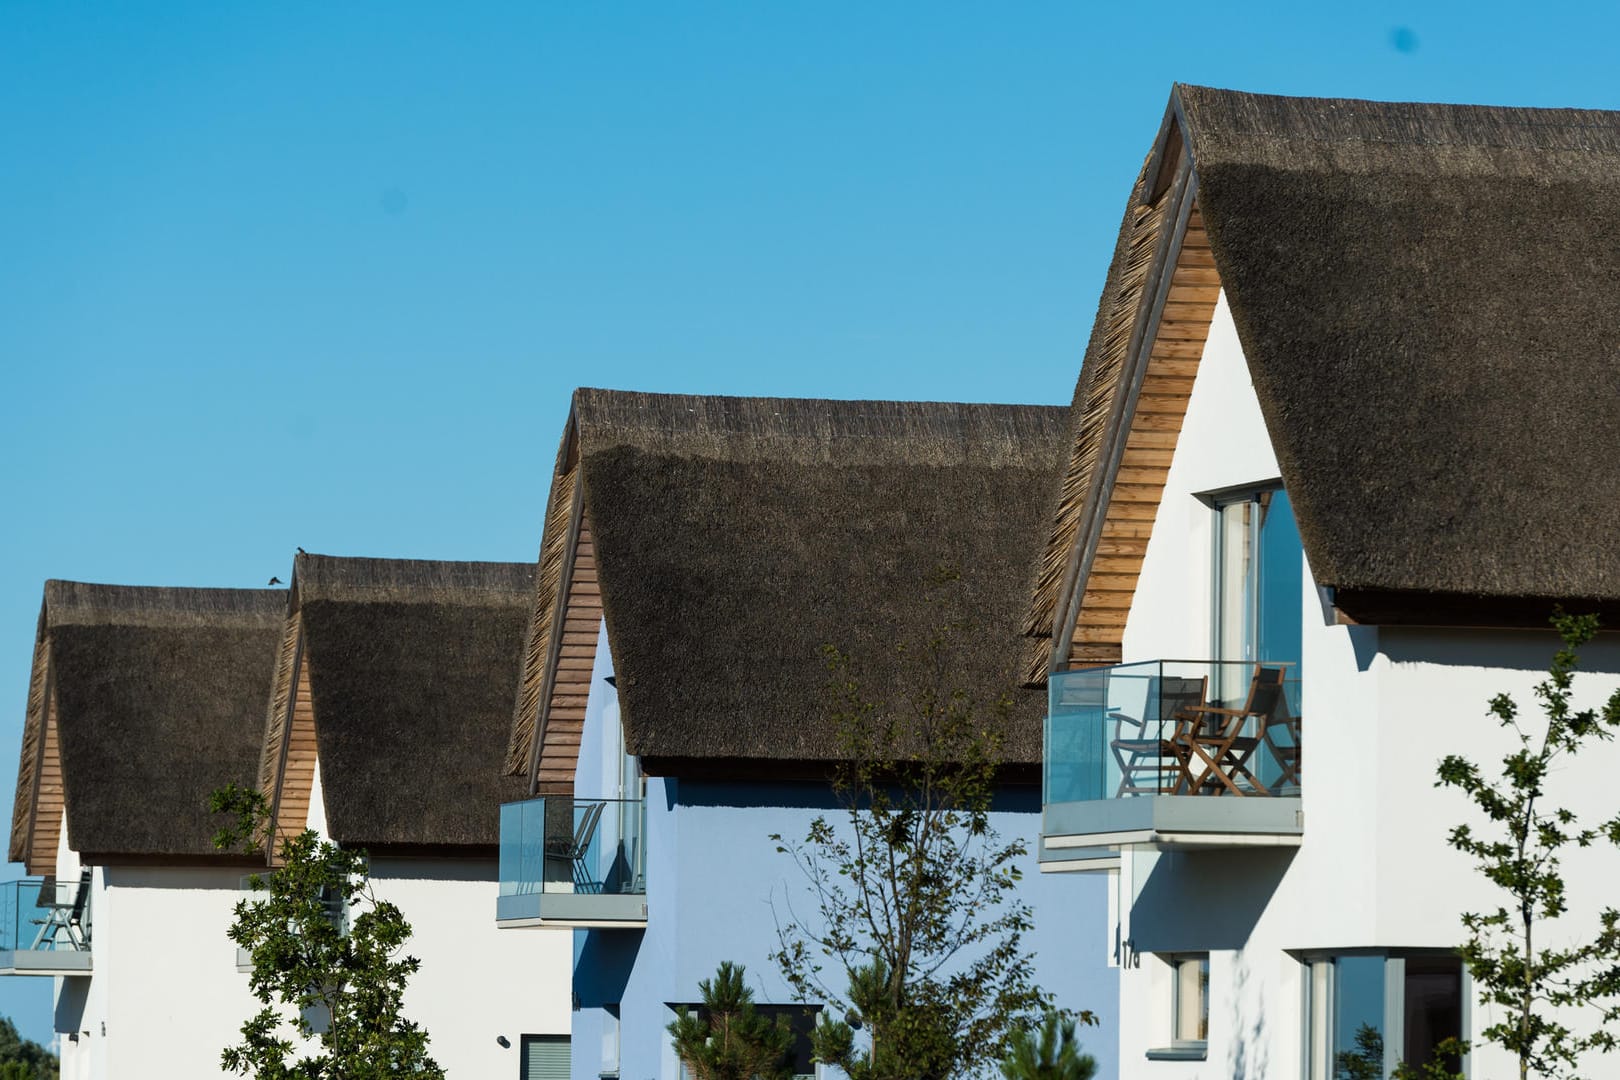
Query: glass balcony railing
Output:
[[497, 797, 647, 927], [1042, 660, 1303, 852], [0, 875, 93, 975]]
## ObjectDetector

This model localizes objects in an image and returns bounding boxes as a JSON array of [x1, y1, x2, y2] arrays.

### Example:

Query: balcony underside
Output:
[[1037, 837, 1121, 873], [0, 949, 91, 977], [1044, 794, 1303, 853], [496, 891, 648, 929]]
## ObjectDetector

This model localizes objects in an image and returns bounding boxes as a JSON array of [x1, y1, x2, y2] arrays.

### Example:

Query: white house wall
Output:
[[1105, 291, 1620, 1077], [369, 856, 571, 1073], [303, 759, 572, 1077], [94, 864, 263, 1077], [48, 804, 264, 1080]]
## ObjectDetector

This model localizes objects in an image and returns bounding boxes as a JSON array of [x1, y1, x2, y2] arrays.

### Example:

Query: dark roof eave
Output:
[[1332, 588, 1620, 630]]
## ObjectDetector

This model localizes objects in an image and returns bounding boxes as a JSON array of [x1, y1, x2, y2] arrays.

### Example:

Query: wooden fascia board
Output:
[[1050, 152, 1201, 671], [525, 467, 587, 796]]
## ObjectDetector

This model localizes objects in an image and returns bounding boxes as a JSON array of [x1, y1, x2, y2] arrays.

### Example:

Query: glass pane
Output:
[[1333, 957, 1386, 1079], [499, 798, 647, 898], [1403, 957, 1463, 1073], [1175, 957, 1209, 1042], [1256, 488, 1303, 669]]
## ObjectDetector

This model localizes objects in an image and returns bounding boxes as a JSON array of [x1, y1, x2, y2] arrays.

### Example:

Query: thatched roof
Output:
[[509, 389, 1069, 788], [1035, 85, 1620, 657], [267, 555, 533, 850], [10, 582, 284, 869]]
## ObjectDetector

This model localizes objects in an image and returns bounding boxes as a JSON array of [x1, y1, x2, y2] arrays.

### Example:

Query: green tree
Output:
[[1434, 611, 1620, 1079], [667, 962, 794, 1080], [999, 1013, 1096, 1080], [770, 569, 1087, 1080], [0, 1016, 57, 1080], [210, 784, 444, 1079]]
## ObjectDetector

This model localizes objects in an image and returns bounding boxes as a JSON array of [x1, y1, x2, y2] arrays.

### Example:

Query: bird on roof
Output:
[[268, 576, 283, 586]]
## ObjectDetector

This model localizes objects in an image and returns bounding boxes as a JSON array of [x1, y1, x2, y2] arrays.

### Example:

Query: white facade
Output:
[[301, 760, 573, 1077], [49, 765, 572, 1079], [51, 814, 263, 1080], [1084, 295, 1620, 1078]]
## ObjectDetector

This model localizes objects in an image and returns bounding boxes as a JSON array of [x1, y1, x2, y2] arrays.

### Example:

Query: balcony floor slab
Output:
[[496, 890, 648, 929], [1044, 795, 1302, 852], [0, 949, 92, 977]]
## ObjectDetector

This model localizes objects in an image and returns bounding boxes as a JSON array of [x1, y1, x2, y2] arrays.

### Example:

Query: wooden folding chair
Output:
[[1110, 676, 1208, 796], [1263, 709, 1301, 790], [1175, 666, 1286, 797]]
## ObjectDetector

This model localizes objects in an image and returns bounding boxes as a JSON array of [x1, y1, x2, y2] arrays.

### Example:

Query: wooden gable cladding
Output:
[[9, 634, 50, 871], [1058, 192, 1222, 670], [9, 630, 64, 877], [507, 446, 582, 778], [29, 690, 64, 875], [1067, 204, 1220, 665], [260, 612, 318, 864], [533, 516, 602, 795]]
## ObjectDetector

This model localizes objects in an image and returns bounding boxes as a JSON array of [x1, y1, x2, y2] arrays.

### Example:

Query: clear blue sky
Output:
[[4, 0, 1619, 1048]]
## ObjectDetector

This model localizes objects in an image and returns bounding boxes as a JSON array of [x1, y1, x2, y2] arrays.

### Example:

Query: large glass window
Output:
[[1213, 488, 1303, 667], [1303, 953, 1465, 1080], [1212, 487, 1303, 714]]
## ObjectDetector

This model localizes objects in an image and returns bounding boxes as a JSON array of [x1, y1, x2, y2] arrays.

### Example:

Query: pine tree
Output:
[[999, 1013, 1096, 1080], [667, 962, 794, 1080]]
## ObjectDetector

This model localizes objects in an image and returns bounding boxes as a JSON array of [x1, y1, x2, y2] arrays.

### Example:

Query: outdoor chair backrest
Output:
[[1158, 676, 1208, 730], [69, 869, 90, 924], [1241, 665, 1286, 721]]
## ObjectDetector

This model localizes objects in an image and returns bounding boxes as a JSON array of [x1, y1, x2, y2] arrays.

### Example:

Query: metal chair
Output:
[[545, 801, 605, 892], [29, 869, 90, 951]]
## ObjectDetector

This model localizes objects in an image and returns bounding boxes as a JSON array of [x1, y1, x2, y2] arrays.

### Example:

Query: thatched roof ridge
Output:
[[294, 554, 537, 605], [571, 387, 1066, 468], [42, 579, 286, 629], [282, 554, 532, 849], [11, 582, 284, 867], [1036, 84, 1620, 657], [510, 388, 1070, 784]]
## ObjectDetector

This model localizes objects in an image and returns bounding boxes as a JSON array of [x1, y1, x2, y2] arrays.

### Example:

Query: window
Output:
[[1174, 954, 1209, 1043], [1303, 953, 1465, 1080], [1212, 487, 1303, 674], [1147, 953, 1208, 1060], [519, 1034, 570, 1080]]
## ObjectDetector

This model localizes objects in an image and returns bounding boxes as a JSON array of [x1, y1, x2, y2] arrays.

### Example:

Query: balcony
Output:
[[1042, 660, 1303, 857], [0, 874, 92, 976], [496, 797, 647, 928]]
